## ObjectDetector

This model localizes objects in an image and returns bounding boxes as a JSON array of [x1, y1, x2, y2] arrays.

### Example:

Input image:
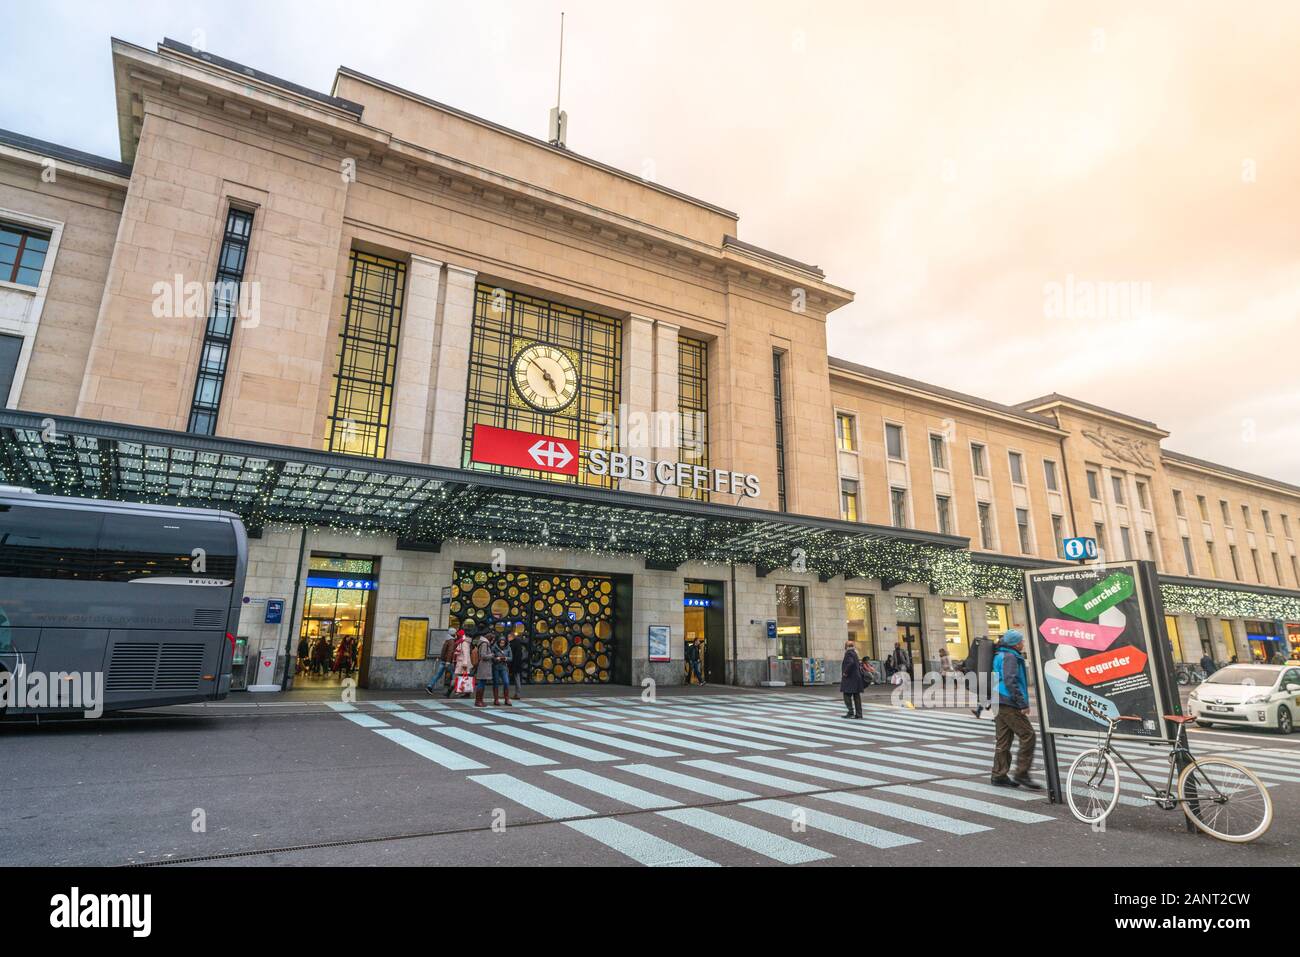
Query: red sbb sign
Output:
[[1061, 646, 1148, 686], [470, 424, 579, 476]]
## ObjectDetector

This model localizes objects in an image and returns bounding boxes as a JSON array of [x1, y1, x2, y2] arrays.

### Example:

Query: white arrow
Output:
[[528, 439, 574, 469]]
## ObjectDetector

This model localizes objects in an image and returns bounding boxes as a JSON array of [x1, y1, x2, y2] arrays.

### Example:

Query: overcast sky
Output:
[[3, 1, 1297, 481]]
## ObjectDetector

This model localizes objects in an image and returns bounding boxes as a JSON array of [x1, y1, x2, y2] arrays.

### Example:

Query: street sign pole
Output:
[[1024, 568, 1064, 804]]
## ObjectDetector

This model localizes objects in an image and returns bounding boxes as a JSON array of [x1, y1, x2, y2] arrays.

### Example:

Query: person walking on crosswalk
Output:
[[840, 640, 865, 719], [989, 630, 1043, 790], [445, 628, 472, 699], [471, 629, 494, 708]]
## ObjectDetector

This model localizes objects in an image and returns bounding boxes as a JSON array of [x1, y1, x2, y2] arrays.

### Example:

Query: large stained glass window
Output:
[[325, 251, 407, 458], [462, 283, 621, 487], [677, 336, 709, 501]]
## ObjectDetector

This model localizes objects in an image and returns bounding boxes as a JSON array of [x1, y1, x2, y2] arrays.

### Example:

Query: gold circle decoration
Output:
[[595, 620, 612, 640], [490, 598, 509, 617], [599, 581, 611, 594], [552, 636, 569, 656], [471, 587, 491, 609], [569, 577, 582, 592], [569, 645, 587, 667]]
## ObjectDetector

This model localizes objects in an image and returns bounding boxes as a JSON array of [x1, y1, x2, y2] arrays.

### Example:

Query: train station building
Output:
[[1, 37, 1298, 691]]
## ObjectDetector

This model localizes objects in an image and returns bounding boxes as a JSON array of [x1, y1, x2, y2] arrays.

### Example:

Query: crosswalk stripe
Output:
[[430, 726, 557, 766], [490, 710, 541, 723], [389, 710, 440, 727], [469, 772, 591, 817], [373, 701, 405, 712], [841, 748, 980, 774], [815, 790, 990, 834], [680, 759, 822, 794], [325, 702, 356, 712], [439, 709, 495, 725], [650, 718, 822, 749], [489, 725, 619, 762], [791, 751, 938, 781], [889, 746, 991, 767], [373, 728, 487, 770], [513, 708, 582, 722], [340, 713, 388, 729], [546, 768, 682, 809], [585, 721, 735, 754], [742, 799, 920, 849], [878, 784, 1055, 823], [703, 715, 886, 746], [655, 807, 833, 864], [934, 779, 1055, 803], [618, 764, 757, 801], [738, 754, 887, 787], [414, 700, 449, 711], [536, 723, 682, 757], [565, 818, 718, 867], [622, 720, 785, 751]]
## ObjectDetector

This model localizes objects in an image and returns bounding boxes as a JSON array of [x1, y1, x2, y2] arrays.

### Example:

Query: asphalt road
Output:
[[2, 686, 1296, 867]]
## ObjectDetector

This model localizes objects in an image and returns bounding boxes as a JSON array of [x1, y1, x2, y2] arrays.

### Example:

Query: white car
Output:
[[1188, 663, 1300, 734]]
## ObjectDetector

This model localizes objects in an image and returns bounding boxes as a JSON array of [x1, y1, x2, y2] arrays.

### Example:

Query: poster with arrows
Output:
[[1024, 560, 1177, 742]]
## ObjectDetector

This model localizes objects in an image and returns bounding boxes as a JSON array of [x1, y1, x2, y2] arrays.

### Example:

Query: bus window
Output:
[[99, 513, 238, 583], [0, 504, 102, 579]]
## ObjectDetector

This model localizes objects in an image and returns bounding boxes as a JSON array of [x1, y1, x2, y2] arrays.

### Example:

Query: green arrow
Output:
[[1057, 572, 1134, 621]]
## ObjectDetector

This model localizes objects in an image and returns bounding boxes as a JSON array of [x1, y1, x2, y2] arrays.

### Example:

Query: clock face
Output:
[[511, 343, 579, 412]]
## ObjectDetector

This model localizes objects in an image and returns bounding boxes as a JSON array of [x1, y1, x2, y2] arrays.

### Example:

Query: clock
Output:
[[511, 342, 579, 412]]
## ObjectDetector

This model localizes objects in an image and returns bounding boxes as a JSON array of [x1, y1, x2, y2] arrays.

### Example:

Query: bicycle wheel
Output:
[[1178, 758, 1272, 843], [1066, 748, 1120, 825]]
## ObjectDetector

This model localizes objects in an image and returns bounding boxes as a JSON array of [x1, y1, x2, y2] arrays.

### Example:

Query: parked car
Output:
[[1188, 663, 1300, 734]]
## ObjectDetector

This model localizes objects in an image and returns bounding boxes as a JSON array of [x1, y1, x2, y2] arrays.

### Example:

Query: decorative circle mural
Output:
[[449, 566, 615, 684]]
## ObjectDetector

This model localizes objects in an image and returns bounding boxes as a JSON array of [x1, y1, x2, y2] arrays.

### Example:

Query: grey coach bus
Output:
[[0, 489, 248, 715]]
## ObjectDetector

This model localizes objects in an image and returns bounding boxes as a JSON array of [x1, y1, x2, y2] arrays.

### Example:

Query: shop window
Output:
[[986, 602, 1011, 639], [845, 594, 875, 659], [942, 600, 971, 663], [1164, 615, 1183, 662], [1220, 619, 1238, 662], [775, 584, 806, 659], [1195, 618, 1214, 659]]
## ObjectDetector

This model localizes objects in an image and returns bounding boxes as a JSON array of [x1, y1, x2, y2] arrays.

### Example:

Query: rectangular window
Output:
[[1095, 522, 1107, 557], [0, 221, 51, 286], [325, 250, 406, 457], [942, 600, 971, 662], [1262, 509, 1272, 533], [1221, 500, 1231, 525], [1197, 495, 1209, 522], [1206, 540, 1220, 578], [935, 495, 953, 535], [773, 351, 787, 511], [1016, 507, 1032, 554], [1086, 469, 1101, 500], [970, 443, 988, 478], [1043, 460, 1059, 491], [1145, 530, 1157, 566], [0, 332, 22, 406], [1051, 514, 1065, 555], [1136, 480, 1151, 511], [187, 207, 254, 435], [1283, 514, 1292, 538], [1292, 555, 1299, 587], [835, 412, 856, 452], [929, 433, 947, 470], [890, 487, 909, 528], [986, 602, 1011, 639], [1241, 505, 1253, 529], [1120, 525, 1133, 560], [463, 282, 622, 486], [840, 479, 859, 522], [677, 336, 710, 501], [1008, 451, 1025, 486], [1173, 489, 1186, 517], [845, 594, 875, 660], [775, 584, 807, 659], [1196, 618, 1214, 658], [885, 422, 905, 460], [1229, 544, 1242, 580], [1182, 537, 1196, 575], [1111, 474, 1126, 505], [1271, 551, 1283, 586], [1251, 548, 1263, 582], [978, 502, 995, 549]]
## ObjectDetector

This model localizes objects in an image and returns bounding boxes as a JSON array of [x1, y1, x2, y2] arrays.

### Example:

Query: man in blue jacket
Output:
[[990, 630, 1042, 790]]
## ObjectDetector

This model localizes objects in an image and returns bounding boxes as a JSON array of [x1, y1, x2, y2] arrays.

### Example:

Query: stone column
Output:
[[428, 264, 477, 468], [387, 256, 443, 463], [619, 315, 655, 492], [652, 320, 680, 479]]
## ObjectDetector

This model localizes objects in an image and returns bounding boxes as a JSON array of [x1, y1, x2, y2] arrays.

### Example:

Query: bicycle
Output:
[[1064, 713, 1272, 843]]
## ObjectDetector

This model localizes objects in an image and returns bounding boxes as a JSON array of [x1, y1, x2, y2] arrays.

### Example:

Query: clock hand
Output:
[[540, 367, 558, 392]]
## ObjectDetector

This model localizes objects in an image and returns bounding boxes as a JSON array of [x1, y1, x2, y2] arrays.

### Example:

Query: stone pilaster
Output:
[[387, 255, 442, 462], [428, 264, 476, 468]]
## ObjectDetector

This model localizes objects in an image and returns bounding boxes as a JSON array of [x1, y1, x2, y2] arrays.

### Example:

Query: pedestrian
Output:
[[1198, 651, 1215, 677], [426, 627, 457, 695], [684, 638, 703, 685], [296, 635, 310, 673], [446, 628, 471, 698], [490, 633, 512, 706], [840, 639, 865, 719], [509, 633, 529, 699], [990, 630, 1042, 790], [471, 630, 494, 707], [890, 641, 910, 677], [938, 645, 953, 675]]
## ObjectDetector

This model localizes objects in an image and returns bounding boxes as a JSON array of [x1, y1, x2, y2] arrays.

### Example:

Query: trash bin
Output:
[[791, 657, 805, 686]]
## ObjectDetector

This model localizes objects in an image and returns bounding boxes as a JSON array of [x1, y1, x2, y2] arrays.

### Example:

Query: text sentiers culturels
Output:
[[585, 449, 762, 498]]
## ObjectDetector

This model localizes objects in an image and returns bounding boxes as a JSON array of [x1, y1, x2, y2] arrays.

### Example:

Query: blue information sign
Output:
[[1061, 537, 1099, 561]]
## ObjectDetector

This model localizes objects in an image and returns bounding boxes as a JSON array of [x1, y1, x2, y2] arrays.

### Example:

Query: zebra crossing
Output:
[[327, 690, 1294, 865]]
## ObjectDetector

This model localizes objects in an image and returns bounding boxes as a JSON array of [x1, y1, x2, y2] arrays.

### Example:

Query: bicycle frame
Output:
[[1091, 719, 1206, 806]]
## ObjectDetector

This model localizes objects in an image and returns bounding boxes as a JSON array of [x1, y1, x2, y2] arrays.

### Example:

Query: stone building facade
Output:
[[1, 37, 1296, 690]]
